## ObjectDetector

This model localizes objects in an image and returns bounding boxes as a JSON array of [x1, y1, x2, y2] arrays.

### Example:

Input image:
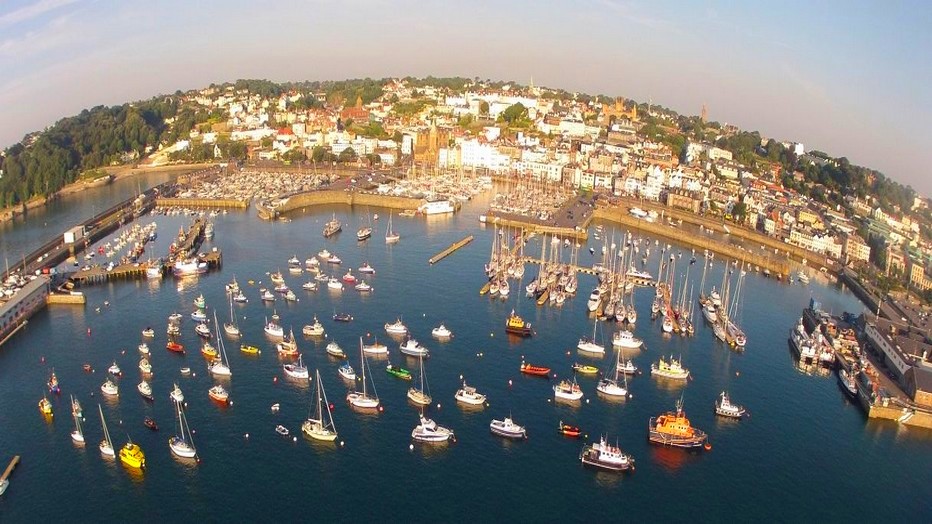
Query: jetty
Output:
[[0, 455, 20, 494], [430, 236, 474, 265]]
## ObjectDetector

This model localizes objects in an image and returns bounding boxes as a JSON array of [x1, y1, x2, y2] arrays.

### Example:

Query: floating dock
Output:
[[429, 236, 474, 265], [0, 455, 20, 494]]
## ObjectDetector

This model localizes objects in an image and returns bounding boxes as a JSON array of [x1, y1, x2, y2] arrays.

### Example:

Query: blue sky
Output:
[[1, 0, 929, 195]]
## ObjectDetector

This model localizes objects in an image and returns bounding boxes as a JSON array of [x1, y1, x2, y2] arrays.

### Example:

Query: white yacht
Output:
[[384, 318, 408, 335], [454, 381, 487, 406], [400, 338, 429, 358], [431, 324, 453, 338], [612, 329, 643, 349], [489, 416, 526, 439], [411, 415, 454, 442], [283, 354, 310, 380]]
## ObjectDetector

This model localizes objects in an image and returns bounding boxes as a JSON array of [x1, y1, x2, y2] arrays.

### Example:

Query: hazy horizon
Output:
[[1, 0, 929, 196]]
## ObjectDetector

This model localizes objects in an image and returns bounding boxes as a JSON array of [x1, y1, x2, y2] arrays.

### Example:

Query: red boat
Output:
[[166, 341, 185, 354], [144, 417, 159, 431], [520, 362, 551, 376], [82, 363, 93, 373], [559, 421, 582, 438]]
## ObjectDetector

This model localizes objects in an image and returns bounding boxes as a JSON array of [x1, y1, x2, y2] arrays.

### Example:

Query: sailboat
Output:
[[346, 337, 380, 409], [577, 318, 606, 355], [70, 395, 85, 443], [169, 401, 197, 459], [596, 348, 630, 397], [302, 369, 338, 442], [357, 209, 373, 241], [385, 211, 400, 243], [208, 312, 232, 376], [98, 404, 115, 457], [407, 353, 432, 406], [283, 353, 310, 380], [223, 295, 241, 337]]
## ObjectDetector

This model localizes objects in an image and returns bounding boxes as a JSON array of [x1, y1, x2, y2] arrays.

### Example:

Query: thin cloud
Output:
[[591, 0, 679, 32], [0, 0, 79, 27], [0, 15, 75, 58]]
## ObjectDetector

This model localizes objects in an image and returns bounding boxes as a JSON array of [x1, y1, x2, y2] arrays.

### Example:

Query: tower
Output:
[[700, 104, 708, 123]]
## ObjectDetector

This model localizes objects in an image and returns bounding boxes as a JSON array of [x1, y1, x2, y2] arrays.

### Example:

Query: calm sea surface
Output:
[[0, 181, 930, 522]]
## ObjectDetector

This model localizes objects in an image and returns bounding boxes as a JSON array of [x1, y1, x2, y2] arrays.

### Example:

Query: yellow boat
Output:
[[240, 344, 260, 355], [572, 363, 600, 375], [38, 397, 53, 416], [119, 441, 146, 469], [201, 342, 218, 359]]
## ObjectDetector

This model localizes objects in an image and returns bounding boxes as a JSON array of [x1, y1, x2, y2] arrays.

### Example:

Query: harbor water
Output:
[[1, 185, 930, 521]]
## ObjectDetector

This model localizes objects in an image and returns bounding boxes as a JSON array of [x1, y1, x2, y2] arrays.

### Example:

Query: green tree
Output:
[[500, 102, 528, 124], [338, 147, 357, 163], [311, 146, 328, 163], [479, 100, 489, 117]]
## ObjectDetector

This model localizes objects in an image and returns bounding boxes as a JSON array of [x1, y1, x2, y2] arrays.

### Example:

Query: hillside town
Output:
[[155, 78, 930, 300]]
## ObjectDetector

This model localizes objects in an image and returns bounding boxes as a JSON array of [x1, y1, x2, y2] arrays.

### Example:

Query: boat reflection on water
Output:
[[649, 445, 702, 471]]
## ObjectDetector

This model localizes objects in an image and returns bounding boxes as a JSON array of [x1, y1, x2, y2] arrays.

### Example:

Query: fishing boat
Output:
[[167, 323, 182, 336], [318, 249, 332, 259], [270, 271, 285, 285], [144, 416, 158, 431], [264, 315, 284, 338], [580, 436, 634, 472], [474, 410, 521, 440], [233, 291, 248, 303], [385, 211, 400, 243], [47, 370, 60, 394], [314, 272, 330, 282], [283, 354, 310, 380], [411, 415, 454, 443], [98, 404, 115, 457], [386, 362, 412, 380], [454, 381, 487, 405], [323, 214, 342, 237], [284, 290, 299, 302], [838, 368, 858, 399], [651, 355, 690, 380], [137, 380, 154, 401], [305, 257, 319, 268], [108, 361, 122, 376], [169, 401, 197, 459], [138, 343, 150, 355], [431, 324, 453, 339], [327, 278, 343, 291], [327, 254, 342, 265], [407, 354, 432, 406], [505, 310, 533, 337], [200, 341, 218, 359], [338, 362, 356, 381], [358, 262, 375, 274], [302, 281, 319, 291], [194, 322, 211, 338], [612, 329, 643, 349], [275, 425, 290, 437], [191, 309, 207, 322], [553, 377, 584, 401], [520, 362, 551, 376], [558, 421, 582, 438], [346, 337, 380, 409], [714, 391, 747, 418], [208, 384, 229, 403], [384, 318, 408, 335], [194, 294, 206, 309], [141, 327, 155, 338], [303, 370, 338, 441], [649, 398, 709, 449], [166, 340, 185, 354], [70, 395, 85, 443], [168, 312, 183, 323], [240, 344, 260, 355], [302, 315, 325, 337], [326, 341, 345, 358], [170, 383, 184, 403], [180, 367, 191, 375], [400, 338, 429, 358], [119, 440, 146, 469], [101, 378, 119, 396], [333, 312, 353, 322], [260, 289, 276, 302]]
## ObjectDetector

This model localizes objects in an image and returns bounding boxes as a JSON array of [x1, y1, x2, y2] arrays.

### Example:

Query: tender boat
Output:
[[275, 425, 290, 436], [580, 436, 634, 472], [143, 416, 158, 431], [119, 441, 146, 469], [454, 381, 487, 405], [572, 363, 600, 375], [431, 324, 453, 339], [648, 398, 709, 449], [559, 421, 582, 438], [714, 391, 747, 418], [411, 415, 454, 443], [240, 344, 260, 355], [384, 318, 408, 335], [651, 355, 690, 380], [326, 341, 346, 358], [505, 310, 533, 337], [490, 416, 527, 439], [47, 370, 60, 394], [520, 362, 551, 377], [386, 363, 412, 380], [333, 312, 353, 322]]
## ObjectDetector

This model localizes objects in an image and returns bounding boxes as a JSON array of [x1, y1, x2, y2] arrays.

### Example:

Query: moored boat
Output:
[[651, 355, 690, 380], [714, 391, 746, 418], [580, 436, 634, 472], [648, 398, 709, 449], [490, 416, 526, 439], [505, 310, 533, 337], [411, 415, 454, 443], [520, 362, 551, 376]]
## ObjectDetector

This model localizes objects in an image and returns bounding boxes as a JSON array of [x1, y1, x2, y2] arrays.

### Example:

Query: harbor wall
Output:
[[867, 403, 932, 430], [594, 207, 792, 277], [155, 198, 249, 209], [275, 191, 422, 214], [607, 197, 828, 267], [482, 212, 590, 241]]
